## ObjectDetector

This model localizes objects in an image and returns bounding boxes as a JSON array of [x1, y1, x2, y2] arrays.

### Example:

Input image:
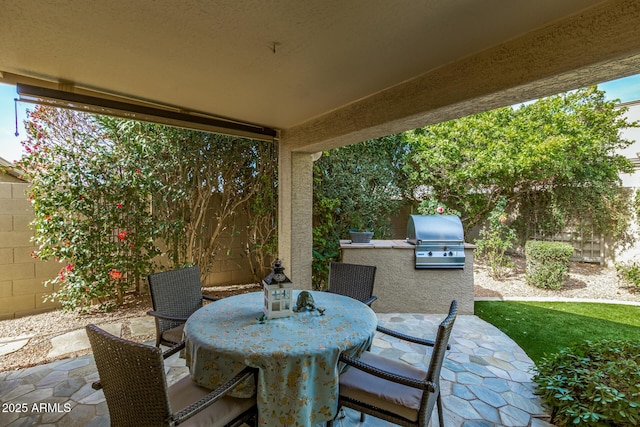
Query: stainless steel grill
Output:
[[407, 214, 465, 269]]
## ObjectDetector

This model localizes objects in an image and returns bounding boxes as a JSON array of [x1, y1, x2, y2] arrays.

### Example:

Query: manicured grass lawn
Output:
[[474, 301, 640, 364]]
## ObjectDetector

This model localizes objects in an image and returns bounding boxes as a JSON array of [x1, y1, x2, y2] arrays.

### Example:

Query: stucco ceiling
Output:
[[1, 0, 639, 150]]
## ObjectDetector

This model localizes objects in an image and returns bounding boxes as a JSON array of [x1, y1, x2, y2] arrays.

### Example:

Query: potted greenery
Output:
[[348, 212, 375, 244]]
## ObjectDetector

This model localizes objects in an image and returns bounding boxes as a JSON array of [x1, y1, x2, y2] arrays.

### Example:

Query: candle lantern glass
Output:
[[262, 259, 294, 319]]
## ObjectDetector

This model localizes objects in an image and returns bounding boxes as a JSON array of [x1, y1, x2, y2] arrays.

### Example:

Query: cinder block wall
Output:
[[0, 182, 61, 319], [0, 180, 263, 319]]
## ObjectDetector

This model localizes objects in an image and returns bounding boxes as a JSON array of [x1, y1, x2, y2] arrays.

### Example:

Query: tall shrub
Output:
[[135, 123, 277, 281], [18, 107, 162, 310], [475, 197, 516, 278], [242, 170, 278, 281], [18, 107, 277, 310], [312, 135, 409, 289]]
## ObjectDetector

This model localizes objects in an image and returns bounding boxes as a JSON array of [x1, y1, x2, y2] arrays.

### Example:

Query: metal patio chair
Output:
[[147, 266, 218, 347], [87, 324, 257, 427], [327, 262, 377, 307], [328, 300, 458, 427]]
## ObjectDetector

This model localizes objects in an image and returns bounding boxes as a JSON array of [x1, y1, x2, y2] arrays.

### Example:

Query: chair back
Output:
[[148, 266, 203, 334], [421, 300, 457, 424], [86, 324, 172, 426], [328, 262, 376, 303]]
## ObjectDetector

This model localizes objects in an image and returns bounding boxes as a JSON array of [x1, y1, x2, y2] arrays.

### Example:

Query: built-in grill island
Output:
[[407, 214, 465, 269], [340, 215, 475, 314]]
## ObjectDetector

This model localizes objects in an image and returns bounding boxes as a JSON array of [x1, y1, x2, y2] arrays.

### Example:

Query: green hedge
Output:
[[533, 339, 640, 426], [525, 240, 574, 289]]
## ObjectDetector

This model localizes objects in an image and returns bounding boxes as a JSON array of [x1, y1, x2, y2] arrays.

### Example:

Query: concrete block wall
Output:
[[0, 182, 61, 319], [199, 224, 261, 287], [0, 180, 265, 319]]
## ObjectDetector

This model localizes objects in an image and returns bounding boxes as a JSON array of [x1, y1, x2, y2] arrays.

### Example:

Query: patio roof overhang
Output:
[[2, 1, 640, 153], [15, 83, 278, 141]]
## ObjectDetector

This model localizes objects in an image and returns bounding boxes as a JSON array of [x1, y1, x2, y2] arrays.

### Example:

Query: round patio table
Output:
[[184, 290, 377, 427]]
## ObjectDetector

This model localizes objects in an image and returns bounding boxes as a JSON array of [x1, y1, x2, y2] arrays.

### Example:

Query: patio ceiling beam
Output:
[[16, 83, 278, 142]]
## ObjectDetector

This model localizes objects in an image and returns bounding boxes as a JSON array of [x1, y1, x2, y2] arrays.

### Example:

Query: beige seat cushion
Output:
[[168, 375, 255, 427], [162, 324, 184, 344], [339, 351, 428, 422]]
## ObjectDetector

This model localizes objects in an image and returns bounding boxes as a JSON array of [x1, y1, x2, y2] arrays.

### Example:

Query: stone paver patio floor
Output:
[[0, 313, 552, 426]]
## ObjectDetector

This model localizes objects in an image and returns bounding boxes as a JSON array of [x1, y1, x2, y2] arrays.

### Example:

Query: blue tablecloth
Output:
[[184, 290, 377, 426]]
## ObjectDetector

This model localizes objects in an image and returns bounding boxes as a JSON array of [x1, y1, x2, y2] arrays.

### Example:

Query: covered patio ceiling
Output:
[[2, 0, 640, 152]]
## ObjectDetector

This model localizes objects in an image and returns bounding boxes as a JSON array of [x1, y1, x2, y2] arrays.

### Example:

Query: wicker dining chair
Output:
[[147, 266, 218, 347], [327, 262, 378, 307], [87, 324, 257, 427], [328, 300, 458, 427]]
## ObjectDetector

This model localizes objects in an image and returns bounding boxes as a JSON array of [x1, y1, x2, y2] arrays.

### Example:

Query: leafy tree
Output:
[[18, 107, 163, 311], [17, 107, 277, 311], [242, 171, 278, 281], [405, 86, 637, 244], [312, 135, 409, 288], [128, 123, 277, 280]]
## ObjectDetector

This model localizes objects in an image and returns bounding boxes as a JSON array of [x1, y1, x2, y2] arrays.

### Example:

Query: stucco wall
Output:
[[618, 100, 640, 188], [0, 182, 61, 319], [340, 239, 475, 315]]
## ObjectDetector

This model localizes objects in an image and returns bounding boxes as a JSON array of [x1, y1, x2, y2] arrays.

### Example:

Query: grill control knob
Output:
[[428, 251, 432, 256], [449, 251, 453, 256], [443, 252, 447, 256]]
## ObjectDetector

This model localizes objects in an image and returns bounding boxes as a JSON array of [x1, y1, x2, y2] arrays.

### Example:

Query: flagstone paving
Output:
[[0, 314, 552, 426]]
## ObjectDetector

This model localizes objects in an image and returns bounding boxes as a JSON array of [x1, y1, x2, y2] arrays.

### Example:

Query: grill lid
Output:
[[407, 214, 464, 244]]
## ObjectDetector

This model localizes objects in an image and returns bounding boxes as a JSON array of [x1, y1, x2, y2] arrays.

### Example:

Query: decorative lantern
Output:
[[262, 259, 294, 319]]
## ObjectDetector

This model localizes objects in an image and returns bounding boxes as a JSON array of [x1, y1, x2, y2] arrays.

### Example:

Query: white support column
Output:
[[278, 142, 314, 289]]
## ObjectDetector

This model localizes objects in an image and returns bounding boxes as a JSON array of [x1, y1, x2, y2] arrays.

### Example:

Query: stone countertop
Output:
[[340, 239, 476, 249]]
